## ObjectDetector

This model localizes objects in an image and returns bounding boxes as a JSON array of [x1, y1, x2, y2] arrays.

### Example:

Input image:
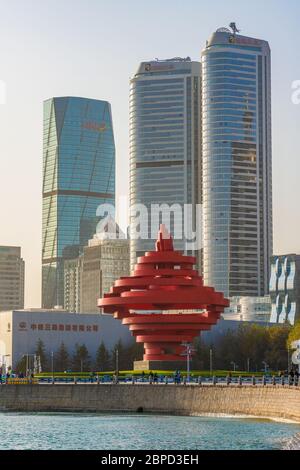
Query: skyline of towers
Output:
[[129, 58, 202, 271], [202, 27, 273, 298], [14, 24, 274, 311], [42, 96, 115, 309]]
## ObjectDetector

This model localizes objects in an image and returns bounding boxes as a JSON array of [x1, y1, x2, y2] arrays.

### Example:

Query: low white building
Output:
[[223, 296, 271, 323], [0, 309, 133, 370]]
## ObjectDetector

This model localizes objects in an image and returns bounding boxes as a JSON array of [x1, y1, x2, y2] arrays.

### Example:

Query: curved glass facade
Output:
[[42, 97, 115, 308], [270, 255, 300, 325], [129, 60, 201, 270], [202, 31, 273, 297]]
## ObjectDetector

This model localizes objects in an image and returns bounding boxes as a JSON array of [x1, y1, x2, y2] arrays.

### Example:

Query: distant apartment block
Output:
[[0, 246, 25, 311], [64, 222, 130, 314]]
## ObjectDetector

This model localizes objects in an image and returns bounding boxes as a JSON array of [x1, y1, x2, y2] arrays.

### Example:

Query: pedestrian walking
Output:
[[289, 368, 295, 386]]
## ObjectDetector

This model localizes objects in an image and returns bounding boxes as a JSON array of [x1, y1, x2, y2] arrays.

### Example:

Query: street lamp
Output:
[[230, 361, 237, 372], [51, 352, 54, 381], [210, 349, 213, 376], [262, 361, 269, 373], [22, 354, 37, 377], [247, 358, 250, 373], [116, 349, 119, 377], [181, 343, 195, 383]]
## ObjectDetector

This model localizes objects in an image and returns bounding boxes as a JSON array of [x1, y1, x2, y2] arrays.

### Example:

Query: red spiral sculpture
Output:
[[98, 225, 229, 362]]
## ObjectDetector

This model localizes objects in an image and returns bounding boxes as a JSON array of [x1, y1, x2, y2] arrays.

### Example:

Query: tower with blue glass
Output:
[[42, 97, 115, 308], [202, 27, 273, 297]]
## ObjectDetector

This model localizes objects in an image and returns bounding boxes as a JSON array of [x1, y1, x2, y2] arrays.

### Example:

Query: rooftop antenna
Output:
[[229, 22, 240, 36]]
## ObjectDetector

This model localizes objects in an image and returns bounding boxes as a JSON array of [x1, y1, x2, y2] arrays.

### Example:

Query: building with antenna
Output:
[[202, 26, 273, 298]]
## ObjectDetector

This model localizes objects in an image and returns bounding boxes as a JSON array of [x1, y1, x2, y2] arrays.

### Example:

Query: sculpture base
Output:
[[134, 360, 187, 372]]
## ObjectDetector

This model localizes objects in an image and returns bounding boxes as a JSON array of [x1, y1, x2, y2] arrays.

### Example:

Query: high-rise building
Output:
[[129, 58, 202, 270], [0, 246, 25, 311], [64, 219, 130, 314], [202, 26, 273, 297], [269, 254, 300, 325], [80, 234, 130, 314], [42, 97, 115, 309]]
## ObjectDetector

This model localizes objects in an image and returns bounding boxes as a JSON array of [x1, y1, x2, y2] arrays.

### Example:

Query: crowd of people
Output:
[[281, 368, 300, 386]]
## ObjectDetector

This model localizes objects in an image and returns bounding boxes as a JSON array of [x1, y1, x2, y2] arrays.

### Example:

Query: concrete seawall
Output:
[[1, 384, 300, 422]]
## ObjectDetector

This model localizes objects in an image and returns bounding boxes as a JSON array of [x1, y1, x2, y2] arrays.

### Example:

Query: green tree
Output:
[[192, 338, 211, 370], [35, 339, 48, 372], [123, 342, 144, 369], [72, 344, 91, 372], [215, 328, 240, 370], [236, 324, 268, 372], [95, 342, 111, 371], [265, 325, 291, 371], [55, 342, 70, 372], [287, 321, 300, 348]]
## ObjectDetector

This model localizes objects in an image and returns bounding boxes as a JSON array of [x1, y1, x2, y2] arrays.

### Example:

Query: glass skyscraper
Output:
[[42, 97, 115, 308], [129, 58, 201, 270], [202, 28, 273, 297]]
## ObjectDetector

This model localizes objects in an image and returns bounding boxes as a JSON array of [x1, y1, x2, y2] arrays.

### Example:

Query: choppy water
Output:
[[0, 412, 299, 450]]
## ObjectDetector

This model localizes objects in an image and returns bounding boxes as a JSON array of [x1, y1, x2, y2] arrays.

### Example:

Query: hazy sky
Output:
[[0, 0, 300, 307]]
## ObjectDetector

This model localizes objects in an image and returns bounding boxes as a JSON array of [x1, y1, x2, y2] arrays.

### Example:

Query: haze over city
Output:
[[1, 0, 300, 307]]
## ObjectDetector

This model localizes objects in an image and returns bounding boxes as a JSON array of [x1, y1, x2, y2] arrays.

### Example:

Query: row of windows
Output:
[[202, 52, 256, 61]]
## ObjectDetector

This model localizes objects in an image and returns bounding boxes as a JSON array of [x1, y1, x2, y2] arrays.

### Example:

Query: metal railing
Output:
[[1, 375, 299, 387]]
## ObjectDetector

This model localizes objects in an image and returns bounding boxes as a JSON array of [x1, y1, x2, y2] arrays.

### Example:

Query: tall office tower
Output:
[[0, 246, 25, 311], [202, 26, 273, 298], [42, 97, 115, 309], [129, 58, 202, 271]]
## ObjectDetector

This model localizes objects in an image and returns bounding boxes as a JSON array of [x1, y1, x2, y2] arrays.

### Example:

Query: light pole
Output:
[[247, 358, 250, 373], [23, 354, 36, 377], [210, 349, 213, 376], [262, 361, 268, 374], [116, 349, 119, 377], [230, 361, 236, 372], [51, 352, 54, 381], [26, 354, 29, 377], [186, 344, 191, 382], [180, 343, 195, 382], [183, 343, 194, 383]]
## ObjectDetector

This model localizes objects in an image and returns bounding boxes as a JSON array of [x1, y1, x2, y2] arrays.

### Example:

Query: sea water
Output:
[[0, 412, 299, 450]]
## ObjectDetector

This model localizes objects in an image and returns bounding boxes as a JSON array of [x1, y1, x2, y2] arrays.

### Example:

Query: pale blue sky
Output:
[[0, 0, 299, 307]]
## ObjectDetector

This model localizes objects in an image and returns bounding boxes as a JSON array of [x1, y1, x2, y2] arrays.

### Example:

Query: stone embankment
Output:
[[1, 384, 300, 425]]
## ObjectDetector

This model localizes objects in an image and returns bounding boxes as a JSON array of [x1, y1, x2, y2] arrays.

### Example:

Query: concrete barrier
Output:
[[1, 384, 300, 422]]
